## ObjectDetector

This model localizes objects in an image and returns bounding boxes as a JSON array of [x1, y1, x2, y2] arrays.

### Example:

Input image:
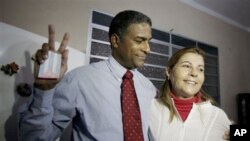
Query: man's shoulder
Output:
[[134, 70, 148, 79], [133, 70, 157, 97], [65, 60, 108, 78], [71, 60, 107, 72], [135, 70, 155, 86]]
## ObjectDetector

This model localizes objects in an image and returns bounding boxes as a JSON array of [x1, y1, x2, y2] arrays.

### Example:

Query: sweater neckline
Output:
[[171, 91, 202, 121]]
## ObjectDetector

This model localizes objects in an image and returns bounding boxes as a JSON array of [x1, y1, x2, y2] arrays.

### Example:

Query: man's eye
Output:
[[199, 68, 204, 72], [135, 40, 142, 44]]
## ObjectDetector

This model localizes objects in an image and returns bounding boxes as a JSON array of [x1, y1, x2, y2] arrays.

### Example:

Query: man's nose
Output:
[[142, 42, 150, 53]]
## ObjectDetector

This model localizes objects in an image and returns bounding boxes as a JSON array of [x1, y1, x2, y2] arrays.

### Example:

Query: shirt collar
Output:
[[107, 55, 136, 81]]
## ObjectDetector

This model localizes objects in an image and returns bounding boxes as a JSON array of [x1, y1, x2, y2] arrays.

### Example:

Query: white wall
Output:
[[0, 22, 85, 141], [1, 0, 250, 140]]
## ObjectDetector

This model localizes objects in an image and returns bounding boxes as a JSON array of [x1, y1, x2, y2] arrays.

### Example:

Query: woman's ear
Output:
[[166, 67, 170, 80], [111, 34, 120, 48]]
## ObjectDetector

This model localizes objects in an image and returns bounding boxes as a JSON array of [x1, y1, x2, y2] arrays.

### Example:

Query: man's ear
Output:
[[111, 34, 120, 48]]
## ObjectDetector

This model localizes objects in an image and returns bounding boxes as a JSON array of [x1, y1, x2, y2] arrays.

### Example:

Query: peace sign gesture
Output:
[[33, 24, 70, 90]]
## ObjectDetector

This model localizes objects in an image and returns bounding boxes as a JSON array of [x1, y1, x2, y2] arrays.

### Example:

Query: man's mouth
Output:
[[137, 55, 146, 60]]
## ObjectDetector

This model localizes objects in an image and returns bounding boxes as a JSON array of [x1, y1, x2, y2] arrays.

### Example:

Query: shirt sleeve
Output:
[[19, 74, 77, 141], [205, 108, 231, 141]]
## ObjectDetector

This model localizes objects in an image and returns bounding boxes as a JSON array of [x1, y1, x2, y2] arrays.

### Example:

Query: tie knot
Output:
[[123, 70, 133, 79]]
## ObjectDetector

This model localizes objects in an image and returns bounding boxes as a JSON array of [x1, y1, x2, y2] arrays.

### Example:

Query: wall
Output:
[[1, 0, 250, 140], [0, 0, 3, 20], [0, 22, 85, 141]]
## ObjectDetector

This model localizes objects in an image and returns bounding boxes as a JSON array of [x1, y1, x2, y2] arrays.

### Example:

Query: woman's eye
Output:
[[182, 64, 190, 68], [199, 68, 204, 72]]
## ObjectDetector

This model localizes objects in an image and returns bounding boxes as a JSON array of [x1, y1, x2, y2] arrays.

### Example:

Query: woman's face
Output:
[[168, 52, 205, 99]]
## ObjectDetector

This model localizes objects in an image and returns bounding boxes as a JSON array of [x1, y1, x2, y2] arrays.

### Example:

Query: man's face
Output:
[[168, 53, 205, 98], [112, 23, 152, 69]]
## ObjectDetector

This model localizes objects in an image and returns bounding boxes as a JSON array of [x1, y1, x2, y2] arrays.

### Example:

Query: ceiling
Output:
[[180, 0, 250, 32]]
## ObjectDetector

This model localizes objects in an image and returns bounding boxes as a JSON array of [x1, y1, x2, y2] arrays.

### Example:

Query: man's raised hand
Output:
[[33, 24, 70, 90]]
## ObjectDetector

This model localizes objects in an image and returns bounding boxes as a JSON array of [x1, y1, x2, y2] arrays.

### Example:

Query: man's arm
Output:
[[19, 78, 77, 141], [19, 88, 61, 141], [19, 25, 71, 141]]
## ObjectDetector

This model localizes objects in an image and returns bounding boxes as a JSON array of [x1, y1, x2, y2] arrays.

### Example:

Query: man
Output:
[[19, 10, 156, 141]]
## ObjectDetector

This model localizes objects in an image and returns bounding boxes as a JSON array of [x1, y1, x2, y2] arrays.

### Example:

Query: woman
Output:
[[149, 47, 231, 141]]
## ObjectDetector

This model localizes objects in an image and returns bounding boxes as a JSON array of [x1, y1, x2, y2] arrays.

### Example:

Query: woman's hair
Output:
[[159, 46, 217, 122], [108, 10, 152, 42]]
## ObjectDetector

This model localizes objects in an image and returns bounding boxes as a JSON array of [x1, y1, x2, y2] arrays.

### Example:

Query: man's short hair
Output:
[[108, 10, 152, 41]]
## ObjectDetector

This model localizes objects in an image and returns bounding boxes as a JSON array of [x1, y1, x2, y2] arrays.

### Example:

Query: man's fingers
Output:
[[35, 49, 44, 64], [58, 32, 70, 53], [48, 24, 56, 51], [61, 49, 69, 66], [59, 49, 69, 79], [223, 130, 230, 140], [35, 43, 49, 64], [41, 43, 49, 59]]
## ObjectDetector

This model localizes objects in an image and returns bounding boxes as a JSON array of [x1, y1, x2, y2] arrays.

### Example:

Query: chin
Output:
[[185, 91, 199, 96], [136, 61, 145, 67], [136, 64, 144, 68]]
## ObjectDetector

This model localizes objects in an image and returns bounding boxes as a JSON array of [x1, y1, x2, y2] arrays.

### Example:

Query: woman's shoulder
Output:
[[150, 98, 171, 118], [201, 104, 232, 127], [151, 98, 164, 110], [212, 105, 231, 121]]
